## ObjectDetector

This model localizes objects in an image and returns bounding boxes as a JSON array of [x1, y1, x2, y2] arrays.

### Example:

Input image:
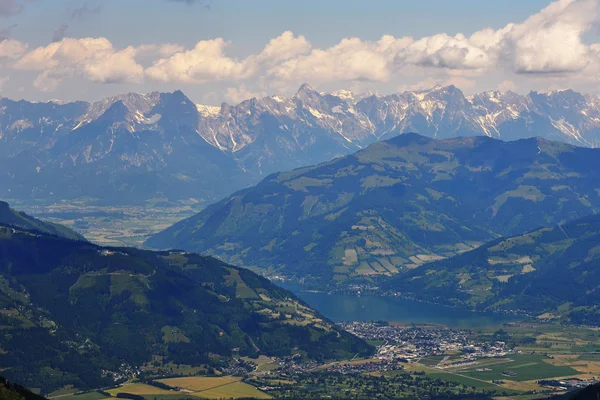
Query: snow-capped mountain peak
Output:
[[2, 84, 600, 205]]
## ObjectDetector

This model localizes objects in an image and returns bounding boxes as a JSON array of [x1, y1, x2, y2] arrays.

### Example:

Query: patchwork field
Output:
[[107, 383, 174, 396], [456, 354, 578, 382], [547, 354, 600, 377], [75, 376, 273, 400], [159, 376, 271, 399], [158, 376, 241, 391], [24, 203, 199, 247], [51, 392, 107, 400], [193, 381, 271, 399], [409, 353, 585, 397], [425, 372, 497, 389]]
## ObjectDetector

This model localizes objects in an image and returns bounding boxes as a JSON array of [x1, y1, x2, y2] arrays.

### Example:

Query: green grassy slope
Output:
[[147, 134, 600, 286], [384, 213, 600, 324]]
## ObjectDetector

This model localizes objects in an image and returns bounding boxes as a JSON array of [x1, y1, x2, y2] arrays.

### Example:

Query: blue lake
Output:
[[281, 284, 518, 328]]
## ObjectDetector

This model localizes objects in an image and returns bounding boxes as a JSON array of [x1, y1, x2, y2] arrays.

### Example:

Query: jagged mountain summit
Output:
[[2, 85, 600, 204]]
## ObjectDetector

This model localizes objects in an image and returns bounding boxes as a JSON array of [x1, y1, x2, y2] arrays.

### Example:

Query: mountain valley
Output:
[[4, 94, 600, 399], [6, 0, 600, 397]]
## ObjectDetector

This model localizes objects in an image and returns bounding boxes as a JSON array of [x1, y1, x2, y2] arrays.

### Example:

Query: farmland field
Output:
[[158, 376, 241, 391], [54, 392, 108, 400], [577, 353, 600, 361], [24, 203, 199, 247], [425, 372, 497, 389], [459, 354, 578, 382], [158, 376, 271, 399], [419, 355, 446, 366], [193, 381, 271, 399], [100, 377, 271, 400], [107, 383, 174, 396]]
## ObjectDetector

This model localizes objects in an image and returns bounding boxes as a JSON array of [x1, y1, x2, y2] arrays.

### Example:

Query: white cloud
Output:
[[391, 0, 597, 76], [16, 37, 109, 70], [14, 37, 145, 91], [146, 31, 310, 84], [504, 0, 597, 74], [395, 33, 493, 70], [269, 35, 412, 83], [1, 0, 599, 97], [0, 38, 27, 59], [146, 38, 250, 83], [82, 46, 144, 84], [157, 43, 185, 57], [256, 30, 311, 63], [225, 84, 266, 103]]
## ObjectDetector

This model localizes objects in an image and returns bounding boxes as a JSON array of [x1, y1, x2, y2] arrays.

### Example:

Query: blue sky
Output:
[[18, 1, 553, 50], [0, 0, 598, 103]]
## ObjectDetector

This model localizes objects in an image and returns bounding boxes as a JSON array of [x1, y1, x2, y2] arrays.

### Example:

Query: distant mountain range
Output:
[[3, 85, 600, 204], [0, 212, 371, 394], [146, 133, 600, 286]]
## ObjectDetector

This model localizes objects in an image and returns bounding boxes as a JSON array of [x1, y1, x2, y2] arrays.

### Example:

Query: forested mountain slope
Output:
[[0, 225, 371, 394], [384, 214, 600, 325], [148, 134, 600, 286]]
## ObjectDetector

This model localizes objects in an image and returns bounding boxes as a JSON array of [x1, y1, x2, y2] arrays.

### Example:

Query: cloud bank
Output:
[[0, 0, 598, 100]]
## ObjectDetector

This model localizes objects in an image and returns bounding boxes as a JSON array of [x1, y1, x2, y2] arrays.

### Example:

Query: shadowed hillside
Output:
[[0, 201, 85, 241], [0, 225, 371, 395]]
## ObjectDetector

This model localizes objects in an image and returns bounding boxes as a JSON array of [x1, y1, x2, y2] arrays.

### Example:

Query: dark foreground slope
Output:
[[148, 134, 600, 286], [0, 376, 46, 400], [0, 225, 371, 394], [0, 201, 84, 241], [384, 214, 600, 324]]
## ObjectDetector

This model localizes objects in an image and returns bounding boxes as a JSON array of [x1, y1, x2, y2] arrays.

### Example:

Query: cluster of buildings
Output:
[[325, 361, 404, 374], [102, 363, 141, 383], [538, 378, 596, 391], [63, 337, 94, 351], [221, 359, 255, 376], [250, 354, 319, 379], [339, 322, 512, 362], [277, 358, 320, 374]]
